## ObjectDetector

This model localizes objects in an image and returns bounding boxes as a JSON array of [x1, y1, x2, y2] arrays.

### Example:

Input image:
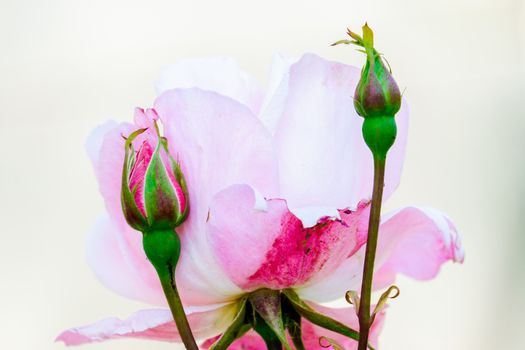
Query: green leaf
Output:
[[209, 298, 250, 350], [283, 289, 360, 341], [249, 289, 292, 350]]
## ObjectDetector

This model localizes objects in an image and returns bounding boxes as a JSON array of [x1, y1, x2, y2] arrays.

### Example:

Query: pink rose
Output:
[[58, 54, 463, 349]]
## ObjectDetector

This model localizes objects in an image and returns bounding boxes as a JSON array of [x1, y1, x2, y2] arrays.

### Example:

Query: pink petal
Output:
[[210, 331, 265, 350], [133, 107, 159, 130], [154, 57, 264, 114], [258, 53, 297, 133], [86, 121, 140, 220], [373, 206, 464, 289], [296, 250, 365, 303], [207, 184, 370, 291], [206, 302, 384, 350], [85, 120, 118, 166], [86, 214, 166, 306], [57, 303, 237, 346], [128, 141, 154, 216], [299, 206, 463, 302], [154, 88, 280, 305], [270, 53, 409, 209], [86, 123, 166, 305]]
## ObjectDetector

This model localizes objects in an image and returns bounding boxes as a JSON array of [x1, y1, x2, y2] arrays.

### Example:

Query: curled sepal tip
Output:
[[121, 128, 149, 231], [345, 290, 360, 316], [282, 289, 360, 342], [320, 335, 376, 350], [371, 285, 400, 322], [319, 336, 345, 350]]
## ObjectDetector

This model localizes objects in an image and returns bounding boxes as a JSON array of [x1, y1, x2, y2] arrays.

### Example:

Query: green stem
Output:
[[357, 156, 386, 350], [157, 267, 199, 350], [143, 231, 199, 350]]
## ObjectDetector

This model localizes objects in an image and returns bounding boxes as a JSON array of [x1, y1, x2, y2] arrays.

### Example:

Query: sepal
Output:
[[209, 298, 250, 350], [249, 289, 292, 350], [143, 138, 185, 230], [333, 23, 402, 119], [282, 289, 360, 341], [121, 128, 149, 231], [283, 298, 306, 350], [371, 285, 399, 323]]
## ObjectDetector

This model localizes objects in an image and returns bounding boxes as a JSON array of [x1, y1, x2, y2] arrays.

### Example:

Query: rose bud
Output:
[[351, 25, 401, 118], [121, 124, 188, 233], [333, 23, 402, 159]]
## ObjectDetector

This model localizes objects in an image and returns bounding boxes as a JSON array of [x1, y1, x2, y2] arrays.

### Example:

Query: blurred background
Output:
[[0, 0, 524, 349]]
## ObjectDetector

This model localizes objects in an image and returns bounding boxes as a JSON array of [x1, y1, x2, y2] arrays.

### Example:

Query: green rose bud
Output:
[[333, 24, 402, 159], [121, 122, 189, 233], [352, 25, 401, 118]]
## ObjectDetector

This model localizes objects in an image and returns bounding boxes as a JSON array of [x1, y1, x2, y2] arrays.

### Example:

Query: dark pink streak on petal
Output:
[[245, 202, 370, 290], [128, 141, 153, 216]]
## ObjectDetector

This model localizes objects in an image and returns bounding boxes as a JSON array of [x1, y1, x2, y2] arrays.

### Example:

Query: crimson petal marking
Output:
[[207, 184, 370, 291]]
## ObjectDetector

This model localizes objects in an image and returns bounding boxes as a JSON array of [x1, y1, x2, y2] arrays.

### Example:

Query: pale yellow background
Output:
[[1, 0, 524, 349]]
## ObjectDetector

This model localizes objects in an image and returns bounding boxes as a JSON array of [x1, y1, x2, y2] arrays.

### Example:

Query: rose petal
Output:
[[86, 214, 166, 306], [298, 206, 463, 302], [155, 57, 264, 114], [270, 53, 409, 209], [373, 206, 464, 289], [258, 53, 297, 133], [85, 120, 118, 166], [207, 184, 370, 291], [56, 303, 237, 346], [86, 121, 135, 219], [155, 88, 280, 305], [296, 250, 364, 303]]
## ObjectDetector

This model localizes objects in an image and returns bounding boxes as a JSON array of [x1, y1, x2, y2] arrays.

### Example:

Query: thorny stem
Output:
[[357, 156, 386, 350]]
